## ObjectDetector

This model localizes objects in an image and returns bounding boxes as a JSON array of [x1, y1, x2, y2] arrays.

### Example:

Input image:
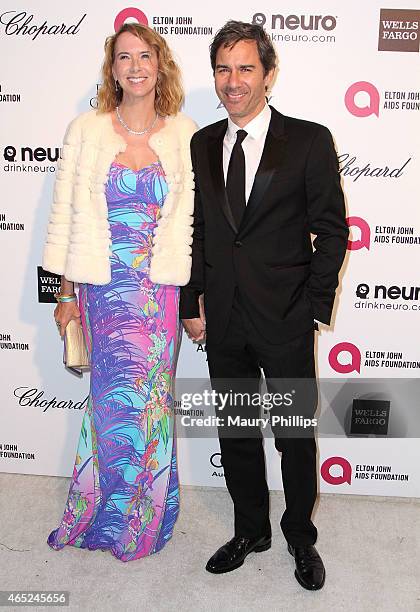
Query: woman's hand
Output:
[[54, 301, 81, 337]]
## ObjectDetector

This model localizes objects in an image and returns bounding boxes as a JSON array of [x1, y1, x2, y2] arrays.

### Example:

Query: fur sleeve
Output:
[[42, 113, 88, 275], [149, 114, 198, 286]]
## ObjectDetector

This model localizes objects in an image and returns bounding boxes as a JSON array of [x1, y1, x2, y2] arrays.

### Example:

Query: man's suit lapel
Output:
[[208, 120, 238, 235], [238, 108, 287, 237]]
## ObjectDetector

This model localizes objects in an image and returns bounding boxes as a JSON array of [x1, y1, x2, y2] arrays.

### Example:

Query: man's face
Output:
[[214, 39, 273, 127]]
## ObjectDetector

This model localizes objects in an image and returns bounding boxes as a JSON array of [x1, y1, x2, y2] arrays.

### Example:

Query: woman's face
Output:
[[112, 31, 159, 104]]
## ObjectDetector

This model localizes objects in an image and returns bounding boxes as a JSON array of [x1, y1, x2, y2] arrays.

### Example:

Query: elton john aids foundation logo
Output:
[[347, 216, 371, 251], [328, 343, 362, 374], [321, 457, 352, 485], [114, 7, 148, 31], [345, 82, 380, 117]]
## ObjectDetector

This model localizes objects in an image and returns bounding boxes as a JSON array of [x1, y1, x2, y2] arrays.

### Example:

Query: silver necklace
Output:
[[116, 106, 158, 136]]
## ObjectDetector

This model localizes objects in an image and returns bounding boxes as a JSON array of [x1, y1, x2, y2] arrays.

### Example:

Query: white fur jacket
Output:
[[43, 110, 197, 286]]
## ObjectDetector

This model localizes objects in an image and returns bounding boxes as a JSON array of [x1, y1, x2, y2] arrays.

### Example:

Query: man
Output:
[[180, 21, 348, 590]]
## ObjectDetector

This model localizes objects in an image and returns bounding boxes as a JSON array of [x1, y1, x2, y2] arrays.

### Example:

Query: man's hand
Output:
[[182, 318, 206, 342], [182, 294, 206, 342]]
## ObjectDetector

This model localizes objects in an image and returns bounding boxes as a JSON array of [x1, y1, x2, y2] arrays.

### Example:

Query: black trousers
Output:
[[205, 291, 318, 546]]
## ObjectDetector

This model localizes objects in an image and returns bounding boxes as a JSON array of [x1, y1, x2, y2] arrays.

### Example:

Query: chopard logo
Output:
[[338, 153, 411, 182], [0, 11, 87, 41], [14, 387, 88, 413]]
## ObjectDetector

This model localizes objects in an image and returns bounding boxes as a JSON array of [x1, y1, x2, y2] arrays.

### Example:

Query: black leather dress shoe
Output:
[[288, 544, 325, 590], [206, 534, 271, 574]]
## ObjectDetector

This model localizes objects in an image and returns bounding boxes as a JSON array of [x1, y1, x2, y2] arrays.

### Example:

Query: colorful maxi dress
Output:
[[48, 161, 180, 562]]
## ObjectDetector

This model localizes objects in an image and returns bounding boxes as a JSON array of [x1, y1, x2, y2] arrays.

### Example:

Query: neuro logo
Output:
[[328, 342, 361, 374], [114, 7, 148, 32], [3, 144, 61, 174], [347, 216, 371, 251], [345, 81, 380, 118], [356, 283, 370, 299], [321, 456, 352, 485], [3, 145, 16, 162], [253, 13, 265, 26], [3, 145, 60, 163], [251, 13, 337, 31]]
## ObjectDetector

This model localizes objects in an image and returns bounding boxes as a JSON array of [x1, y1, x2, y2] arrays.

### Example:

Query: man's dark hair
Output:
[[210, 20, 277, 76]]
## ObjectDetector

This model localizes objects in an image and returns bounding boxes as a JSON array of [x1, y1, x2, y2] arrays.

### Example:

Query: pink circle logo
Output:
[[347, 216, 371, 251], [321, 456, 352, 485], [328, 342, 361, 374], [345, 81, 380, 118], [114, 7, 148, 32]]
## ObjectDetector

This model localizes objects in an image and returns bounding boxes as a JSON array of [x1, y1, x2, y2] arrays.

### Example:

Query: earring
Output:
[[114, 79, 120, 92]]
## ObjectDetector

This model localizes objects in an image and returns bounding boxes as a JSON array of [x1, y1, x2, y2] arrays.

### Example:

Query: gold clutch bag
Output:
[[64, 319, 90, 375]]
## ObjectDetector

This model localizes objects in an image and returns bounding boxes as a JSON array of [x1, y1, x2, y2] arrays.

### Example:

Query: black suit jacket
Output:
[[179, 107, 348, 344]]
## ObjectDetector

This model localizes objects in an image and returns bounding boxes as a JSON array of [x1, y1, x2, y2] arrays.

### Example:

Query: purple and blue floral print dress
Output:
[[48, 161, 180, 561]]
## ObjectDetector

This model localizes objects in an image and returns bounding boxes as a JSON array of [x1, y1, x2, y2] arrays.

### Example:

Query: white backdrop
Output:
[[1, 1, 419, 497]]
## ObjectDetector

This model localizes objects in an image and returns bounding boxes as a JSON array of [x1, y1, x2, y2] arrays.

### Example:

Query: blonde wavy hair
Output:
[[97, 23, 184, 116]]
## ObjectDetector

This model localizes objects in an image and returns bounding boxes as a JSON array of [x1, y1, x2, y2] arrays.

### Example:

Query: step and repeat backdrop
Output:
[[1, 1, 419, 497]]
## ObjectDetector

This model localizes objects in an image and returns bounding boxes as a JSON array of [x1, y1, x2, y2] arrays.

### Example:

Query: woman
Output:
[[43, 23, 196, 561]]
